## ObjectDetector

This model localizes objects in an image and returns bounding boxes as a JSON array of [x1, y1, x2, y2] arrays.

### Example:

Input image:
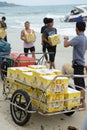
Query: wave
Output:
[[45, 13, 65, 19], [0, 12, 5, 14], [10, 25, 22, 29]]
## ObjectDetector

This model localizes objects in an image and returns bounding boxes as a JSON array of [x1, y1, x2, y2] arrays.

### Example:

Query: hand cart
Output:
[[3, 73, 87, 126]]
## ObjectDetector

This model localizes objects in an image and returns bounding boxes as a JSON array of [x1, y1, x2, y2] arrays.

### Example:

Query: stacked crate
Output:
[[6, 65, 81, 113], [64, 88, 81, 109], [31, 75, 68, 112]]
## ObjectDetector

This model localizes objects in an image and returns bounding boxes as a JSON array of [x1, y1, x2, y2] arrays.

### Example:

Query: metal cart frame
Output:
[[3, 74, 87, 126]]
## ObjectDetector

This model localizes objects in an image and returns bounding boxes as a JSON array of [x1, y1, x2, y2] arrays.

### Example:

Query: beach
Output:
[[0, 78, 87, 130], [0, 4, 87, 130], [0, 30, 87, 130]]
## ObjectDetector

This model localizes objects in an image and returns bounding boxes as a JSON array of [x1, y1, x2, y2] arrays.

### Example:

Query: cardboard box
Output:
[[25, 33, 36, 43], [32, 69, 62, 88], [64, 88, 81, 109], [15, 67, 33, 81], [38, 75, 69, 93], [28, 65, 47, 69], [19, 72, 33, 86], [7, 67, 18, 79], [33, 89, 64, 103], [48, 34, 61, 46], [32, 99, 64, 112]]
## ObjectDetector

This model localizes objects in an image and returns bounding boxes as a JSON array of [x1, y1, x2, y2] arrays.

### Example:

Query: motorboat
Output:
[[64, 5, 87, 22]]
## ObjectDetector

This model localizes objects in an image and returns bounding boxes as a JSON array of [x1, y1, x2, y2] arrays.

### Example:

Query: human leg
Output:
[[30, 46, 35, 59], [24, 48, 29, 56], [42, 44, 48, 62], [47, 46, 56, 69], [73, 64, 85, 106]]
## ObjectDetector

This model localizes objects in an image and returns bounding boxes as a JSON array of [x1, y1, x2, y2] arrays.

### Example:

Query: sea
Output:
[[0, 4, 87, 69], [0, 4, 86, 36]]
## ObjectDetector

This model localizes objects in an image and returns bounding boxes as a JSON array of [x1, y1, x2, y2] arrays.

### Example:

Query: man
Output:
[[21, 21, 36, 59], [41, 17, 49, 63], [64, 21, 87, 107], [42, 18, 57, 69]]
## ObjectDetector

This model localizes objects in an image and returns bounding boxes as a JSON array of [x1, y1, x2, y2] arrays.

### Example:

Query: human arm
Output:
[[32, 30, 36, 42], [64, 37, 71, 47], [42, 34, 51, 45], [21, 30, 26, 41]]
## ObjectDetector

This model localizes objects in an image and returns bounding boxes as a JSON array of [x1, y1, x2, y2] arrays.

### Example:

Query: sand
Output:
[[0, 78, 87, 130], [0, 30, 87, 130]]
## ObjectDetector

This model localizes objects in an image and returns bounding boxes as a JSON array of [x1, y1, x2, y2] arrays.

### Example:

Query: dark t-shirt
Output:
[[43, 27, 57, 39], [43, 27, 57, 47], [41, 25, 47, 33]]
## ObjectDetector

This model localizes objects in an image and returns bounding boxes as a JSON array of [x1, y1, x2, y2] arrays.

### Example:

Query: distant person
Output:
[[0, 22, 6, 41], [0, 16, 7, 41], [42, 18, 57, 69], [21, 21, 36, 59], [41, 17, 49, 63], [64, 21, 87, 108]]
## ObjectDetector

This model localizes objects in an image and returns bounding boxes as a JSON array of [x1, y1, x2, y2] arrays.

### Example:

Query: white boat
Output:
[[64, 5, 87, 22]]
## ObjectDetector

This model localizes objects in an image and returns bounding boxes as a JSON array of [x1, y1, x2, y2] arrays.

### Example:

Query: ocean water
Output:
[[0, 4, 85, 36], [0, 4, 87, 69]]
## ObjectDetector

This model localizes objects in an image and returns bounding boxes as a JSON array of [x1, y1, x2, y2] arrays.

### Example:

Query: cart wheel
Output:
[[10, 89, 32, 126], [64, 110, 75, 116], [1, 61, 9, 80]]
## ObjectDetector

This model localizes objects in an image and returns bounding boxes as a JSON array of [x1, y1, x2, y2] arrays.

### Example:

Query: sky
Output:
[[0, 0, 87, 6]]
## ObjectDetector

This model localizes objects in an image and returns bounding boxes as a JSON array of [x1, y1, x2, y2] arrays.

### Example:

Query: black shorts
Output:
[[24, 46, 35, 54], [73, 63, 85, 91], [47, 45, 56, 62]]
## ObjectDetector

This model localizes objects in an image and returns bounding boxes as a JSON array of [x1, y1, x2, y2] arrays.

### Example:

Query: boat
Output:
[[64, 5, 87, 22]]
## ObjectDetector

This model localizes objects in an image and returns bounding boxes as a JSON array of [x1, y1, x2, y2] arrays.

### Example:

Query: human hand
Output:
[[64, 36, 69, 40], [85, 65, 87, 72]]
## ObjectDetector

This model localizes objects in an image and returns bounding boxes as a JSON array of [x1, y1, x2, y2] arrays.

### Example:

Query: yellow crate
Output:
[[7, 78, 33, 96], [15, 67, 33, 81], [25, 33, 36, 43], [32, 69, 56, 88], [48, 34, 61, 46], [38, 75, 69, 93], [32, 99, 64, 112], [28, 65, 47, 69], [7, 67, 18, 79], [50, 69, 62, 75], [33, 69, 62, 77], [64, 88, 81, 109], [0, 28, 6, 39], [17, 72, 33, 86], [33, 89, 64, 103]]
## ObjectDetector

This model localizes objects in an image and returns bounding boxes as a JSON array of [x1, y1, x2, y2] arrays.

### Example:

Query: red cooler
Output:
[[10, 52, 35, 67]]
